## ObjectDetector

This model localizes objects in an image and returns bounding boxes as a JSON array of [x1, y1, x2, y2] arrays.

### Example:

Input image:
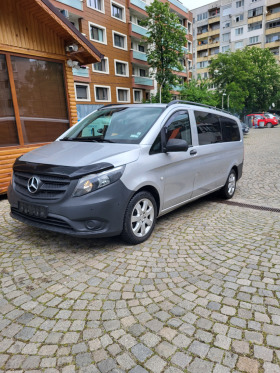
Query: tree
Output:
[[178, 79, 218, 107], [141, 0, 187, 102], [209, 47, 280, 114]]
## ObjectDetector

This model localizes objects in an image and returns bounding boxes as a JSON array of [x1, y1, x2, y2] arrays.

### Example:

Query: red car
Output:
[[246, 113, 278, 128]]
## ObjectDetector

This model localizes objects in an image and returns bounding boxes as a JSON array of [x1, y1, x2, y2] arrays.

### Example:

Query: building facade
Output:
[[0, 0, 102, 194], [50, 0, 193, 117], [192, 0, 280, 80]]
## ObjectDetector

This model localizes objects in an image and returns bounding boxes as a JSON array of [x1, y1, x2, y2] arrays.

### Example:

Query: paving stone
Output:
[[75, 353, 93, 367], [188, 358, 214, 373], [131, 343, 153, 362], [97, 358, 117, 373], [171, 352, 192, 368], [263, 363, 280, 373], [144, 355, 166, 372], [214, 334, 231, 350], [116, 353, 136, 370], [254, 345, 273, 362], [237, 357, 259, 373], [188, 340, 210, 358]]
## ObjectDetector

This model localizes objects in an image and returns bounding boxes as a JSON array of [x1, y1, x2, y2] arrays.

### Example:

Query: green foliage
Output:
[[140, 0, 186, 92], [178, 79, 218, 106], [150, 85, 172, 103], [209, 47, 280, 114]]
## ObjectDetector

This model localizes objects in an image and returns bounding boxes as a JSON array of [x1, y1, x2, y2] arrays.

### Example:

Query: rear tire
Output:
[[220, 169, 236, 199], [121, 191, 157, 245]]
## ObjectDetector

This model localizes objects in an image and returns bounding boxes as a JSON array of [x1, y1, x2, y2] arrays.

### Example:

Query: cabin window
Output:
[[0, 53, 69, 147], [0, 54, 19, 146]]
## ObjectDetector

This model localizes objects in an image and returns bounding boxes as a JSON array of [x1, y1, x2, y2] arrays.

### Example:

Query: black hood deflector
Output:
[[13, 159, 114, 179]]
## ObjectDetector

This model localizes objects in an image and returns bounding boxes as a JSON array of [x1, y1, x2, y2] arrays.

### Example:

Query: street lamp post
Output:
[[222, 93, 226, 110], [227, 94, 230, 111]]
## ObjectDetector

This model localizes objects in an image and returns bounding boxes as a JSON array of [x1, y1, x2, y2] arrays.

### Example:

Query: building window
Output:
[[222, 33, 230, 42], [139, 69, 146, 77], [267, 20, 280, 29], [248, 21, 262, 31], [87, 0, 104, 12], [133, 89, 142, 103], [94, 86, 111, 102], [111, 1, 125, 21], [235, 14, 244, 22], [116, 88, 130, 103], [75, 83, 91, 102], [224, 22, 230, 28], [249, 36, 259, 44], [93, 57, 109, 74], [89, 23, 107, 44], [138, 45, 145, 52], [114, 60, 129, 76], [0, 55, 69, 146], [236, 0, 244, 7], [235, 27, 243, 35], [113, 31, 127, 50], [248, 6, 263, 18], [235, 41, 244, 49], [222, 45, 230, 52], [266, 33, 280, 43], [197, 12, 208, 21]]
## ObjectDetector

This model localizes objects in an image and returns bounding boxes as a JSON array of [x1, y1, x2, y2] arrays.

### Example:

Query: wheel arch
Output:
[[134, 185, 161, 216]]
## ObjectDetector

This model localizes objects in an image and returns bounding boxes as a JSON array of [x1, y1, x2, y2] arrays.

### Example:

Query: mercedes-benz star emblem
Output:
[[27, 176, 40, 194]]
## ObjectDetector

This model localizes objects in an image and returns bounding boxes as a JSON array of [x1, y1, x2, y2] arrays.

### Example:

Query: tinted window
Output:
[[194, 111, 222, 145], [166, 111, 192, 144], [219, 116, 240, 142], [150, 111, 191, 154]]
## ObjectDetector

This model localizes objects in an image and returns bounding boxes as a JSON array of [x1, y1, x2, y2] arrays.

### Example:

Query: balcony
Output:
[[133, 76, 153, 86], [208, 29, 220, 37], [131, 23, 149, 36], [55, 0, 83, 10], [182, 46, 188, 54], [266, 11, 280, 21], [208, 16, 220, 24], [197, 43, 208, 51], [132, 50, 148, 61], [72, 67, 89, 78], [130, 0, 147, 11], [266, 40, 280, 48], [168, 0, 188, 13], [266, 26, 280, 35], [248, 15, 263, 24]]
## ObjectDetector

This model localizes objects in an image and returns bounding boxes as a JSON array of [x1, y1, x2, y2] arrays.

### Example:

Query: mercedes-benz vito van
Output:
[[8, 101, 244, 244]]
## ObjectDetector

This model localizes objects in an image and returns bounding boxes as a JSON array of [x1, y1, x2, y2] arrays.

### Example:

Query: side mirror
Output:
[[165, 138, 188, 152]]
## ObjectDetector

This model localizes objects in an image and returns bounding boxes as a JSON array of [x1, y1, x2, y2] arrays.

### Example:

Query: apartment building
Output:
[[192, 0, 280, 80], [49, 0, 193, 116]]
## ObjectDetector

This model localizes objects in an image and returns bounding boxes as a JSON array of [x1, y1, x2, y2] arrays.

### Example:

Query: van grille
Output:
[[11, 207, 73, 230], [14, 171, 70, 200]]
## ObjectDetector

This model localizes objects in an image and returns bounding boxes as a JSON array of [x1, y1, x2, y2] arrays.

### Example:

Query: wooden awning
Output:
[[21, 0, 103, 64]]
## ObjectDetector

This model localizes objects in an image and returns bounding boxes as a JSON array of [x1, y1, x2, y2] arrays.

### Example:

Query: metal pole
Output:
[[159, 84, 162, 104], [227, 94, 229, 111], [222, 94, 224, 110]]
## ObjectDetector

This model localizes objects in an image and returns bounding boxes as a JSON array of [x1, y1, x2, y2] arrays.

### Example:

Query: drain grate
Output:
[[219, 200, 280, 213]]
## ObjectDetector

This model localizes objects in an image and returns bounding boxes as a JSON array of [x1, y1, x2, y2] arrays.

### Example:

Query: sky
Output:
[[181, 0, 214, 11]]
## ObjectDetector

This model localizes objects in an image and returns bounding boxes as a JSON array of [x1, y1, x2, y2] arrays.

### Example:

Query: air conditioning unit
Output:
[[60, 9, 69, 18]]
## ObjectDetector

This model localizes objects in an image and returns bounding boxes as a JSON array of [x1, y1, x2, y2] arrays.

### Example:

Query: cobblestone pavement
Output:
[[1, 128, 280, 373]]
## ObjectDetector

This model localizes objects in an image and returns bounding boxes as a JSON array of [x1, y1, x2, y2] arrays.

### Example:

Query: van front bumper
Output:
[[8, 180, 134, 238]]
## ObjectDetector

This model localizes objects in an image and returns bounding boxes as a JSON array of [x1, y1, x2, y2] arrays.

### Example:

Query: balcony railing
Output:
[[130, 0, 147, 11], [132, 50, 148, 61], [131, 23, 149, 36], [72, 67, 89, 78], [134, 76, 153, 86], [168, 0, 188, 13], [55, 0, 83, 11]]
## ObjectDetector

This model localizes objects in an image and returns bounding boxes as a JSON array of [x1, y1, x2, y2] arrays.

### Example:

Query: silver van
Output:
[[8, 101, 244, 244]]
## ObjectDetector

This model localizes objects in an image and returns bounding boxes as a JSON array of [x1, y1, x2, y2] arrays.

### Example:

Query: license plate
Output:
[[18, 201, 48, 219]]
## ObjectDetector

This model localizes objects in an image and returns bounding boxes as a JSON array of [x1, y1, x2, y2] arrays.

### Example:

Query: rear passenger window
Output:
[[219, 116, 240, 142], [194, 111, 222, 145]]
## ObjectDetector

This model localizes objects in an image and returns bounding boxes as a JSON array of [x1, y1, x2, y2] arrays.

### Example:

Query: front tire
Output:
[[121, 191, 157, 245], [220, 169, 236, 199], [267, 122, 272, 128]]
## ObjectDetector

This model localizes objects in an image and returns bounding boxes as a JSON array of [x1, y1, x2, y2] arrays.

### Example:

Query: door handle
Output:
[[190, 149, 197, 155]]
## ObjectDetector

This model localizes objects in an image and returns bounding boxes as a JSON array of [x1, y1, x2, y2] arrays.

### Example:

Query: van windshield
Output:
[[61, 107, 164, 144]]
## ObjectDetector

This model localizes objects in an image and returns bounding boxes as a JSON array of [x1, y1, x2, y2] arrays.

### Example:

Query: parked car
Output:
[[246, 113, 278, 128], [8, 101, 244, 244], [241, 122, 249, 134]]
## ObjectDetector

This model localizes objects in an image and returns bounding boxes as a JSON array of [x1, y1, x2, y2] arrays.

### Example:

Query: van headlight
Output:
[[73, 165, 125, 197]]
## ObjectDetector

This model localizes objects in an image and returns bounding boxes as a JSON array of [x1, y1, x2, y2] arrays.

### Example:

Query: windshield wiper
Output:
[[60, 137, 98, 142]]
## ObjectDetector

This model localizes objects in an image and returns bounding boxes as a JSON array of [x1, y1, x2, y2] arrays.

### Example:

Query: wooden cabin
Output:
[[0, 0, 102, 194]]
